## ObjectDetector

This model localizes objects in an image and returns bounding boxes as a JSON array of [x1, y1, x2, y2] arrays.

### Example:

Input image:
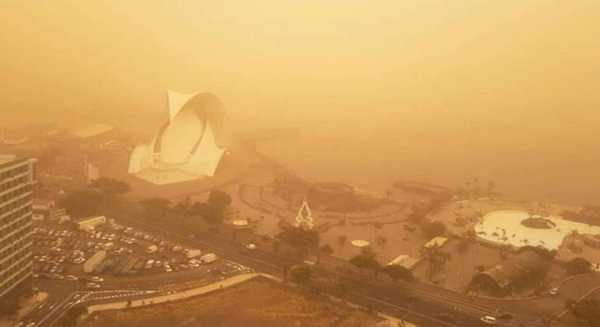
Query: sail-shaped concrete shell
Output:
[[128, 91, 227, 185]]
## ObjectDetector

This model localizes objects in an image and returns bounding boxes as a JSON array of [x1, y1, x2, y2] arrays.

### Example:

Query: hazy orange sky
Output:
[[2, 1, 599, 122], [2, 1, 599, 204]]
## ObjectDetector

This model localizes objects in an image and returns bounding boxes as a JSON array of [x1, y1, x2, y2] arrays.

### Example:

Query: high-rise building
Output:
[[0, 155, 36, 298]]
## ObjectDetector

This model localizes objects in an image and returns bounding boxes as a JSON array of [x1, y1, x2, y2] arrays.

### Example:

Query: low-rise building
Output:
[[84, 250, 106, 273], [470, 248, 551, 296], [32, 199, 67, 221], [75, 215, 107, 232]]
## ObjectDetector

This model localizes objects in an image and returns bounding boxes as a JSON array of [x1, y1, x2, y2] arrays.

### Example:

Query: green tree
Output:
[[208, 190, 232, 209], [60, 189, 104, 218], [567, 299, 600, 326], [140, 198, 171, 219], [200, 190, 232, 225], [89, 177, 130, 196], [421, 221, 447, 238], [289, 264, 314, 285], [423, 248, 451, 281], [566, 257, 592, 275], [320, 244, 334, 256], [333, 277, 352, 298], [382, 264, 413, 281], [349, 248, 381, 275], [277, 227, 320, 249]]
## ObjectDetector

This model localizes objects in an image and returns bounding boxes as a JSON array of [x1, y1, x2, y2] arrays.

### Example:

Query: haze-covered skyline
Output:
[[2, 1, 600, 205]]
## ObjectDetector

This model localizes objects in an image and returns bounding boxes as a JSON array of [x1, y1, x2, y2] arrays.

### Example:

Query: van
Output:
[[146, 245, 158, 254], [201, 253, 218, 264]]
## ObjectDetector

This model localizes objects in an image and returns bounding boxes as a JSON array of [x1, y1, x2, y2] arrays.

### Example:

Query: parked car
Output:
[[480, 316, 497, 325], [86, 282, 101, 289], [200, 253, 218, 264], [90, 276, 104, 282]]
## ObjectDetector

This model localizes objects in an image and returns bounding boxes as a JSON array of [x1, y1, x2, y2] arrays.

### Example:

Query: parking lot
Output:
[[32, 218, 252, 289]]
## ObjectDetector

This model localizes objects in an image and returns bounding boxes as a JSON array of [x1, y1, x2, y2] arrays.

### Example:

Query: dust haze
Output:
[[2, 1, 600, 204]]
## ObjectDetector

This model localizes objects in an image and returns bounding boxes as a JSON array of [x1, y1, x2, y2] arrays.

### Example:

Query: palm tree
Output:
[[174, 197, 192, 229], [423, 247, 451, 281]]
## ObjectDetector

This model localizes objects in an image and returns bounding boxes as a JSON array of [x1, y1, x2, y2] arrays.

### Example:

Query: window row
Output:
[[0, 259, 31, 296], [0, 198, 31, 217], [0, 225, 31, 255], [0, 165, 29, 181], [0, 176, 27, 193], [0, 212, 31, 239], [0, 245, 31, 274], [0, 185, 32, 206]]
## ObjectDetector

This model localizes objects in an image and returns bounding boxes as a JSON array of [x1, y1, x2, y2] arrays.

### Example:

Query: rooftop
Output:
[[475, 210, 600, 251]]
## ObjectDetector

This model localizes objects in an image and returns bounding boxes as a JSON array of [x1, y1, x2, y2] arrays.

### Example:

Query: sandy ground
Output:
[[82, 279, 381, 327]]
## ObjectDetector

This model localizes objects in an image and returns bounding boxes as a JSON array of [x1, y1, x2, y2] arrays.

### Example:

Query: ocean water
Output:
[[254, 112, 600, 206]]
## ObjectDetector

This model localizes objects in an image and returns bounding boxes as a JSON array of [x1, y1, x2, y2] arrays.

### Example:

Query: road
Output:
[[116, 215, 562, 327], [18, 257, 251, 327]]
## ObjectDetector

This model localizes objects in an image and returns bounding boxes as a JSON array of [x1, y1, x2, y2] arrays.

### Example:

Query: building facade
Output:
[[0, 155, 36, 298]]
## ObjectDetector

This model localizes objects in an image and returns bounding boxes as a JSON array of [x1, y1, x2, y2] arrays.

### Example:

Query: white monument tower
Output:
[[295, 198, 314, 230]]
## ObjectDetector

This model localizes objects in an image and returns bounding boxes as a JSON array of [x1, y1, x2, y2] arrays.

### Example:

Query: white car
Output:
[[86, 282, 101, 289], [246, 243, 256, 250], [480, 316, 497, 325], [90, 276, 104, 282], [73, 257, 86, 264], [200, 253, 218, 264]]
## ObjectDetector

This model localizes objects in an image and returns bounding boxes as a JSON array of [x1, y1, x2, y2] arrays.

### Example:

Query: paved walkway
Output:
[[87, 273, 259, 313]]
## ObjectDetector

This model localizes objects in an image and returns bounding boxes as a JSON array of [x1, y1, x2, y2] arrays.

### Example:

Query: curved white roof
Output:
[[159, 102, 205, 165], [475, 210, 600, 251], [351, 240, 370, 248], [128, 90, 227, 184]]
